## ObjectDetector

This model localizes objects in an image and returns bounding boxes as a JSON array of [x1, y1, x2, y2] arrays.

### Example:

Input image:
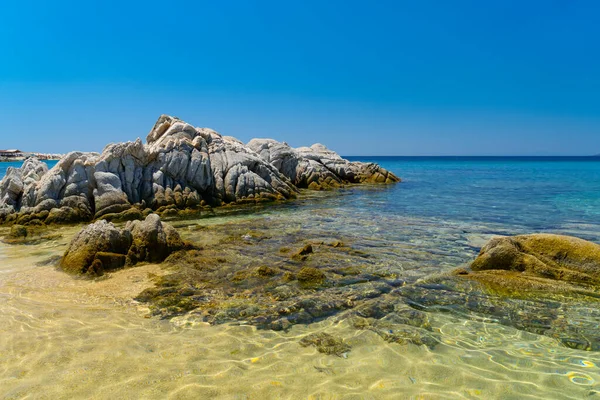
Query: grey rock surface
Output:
[[0, 115, 399, 224], [247, 139, 399, 189]]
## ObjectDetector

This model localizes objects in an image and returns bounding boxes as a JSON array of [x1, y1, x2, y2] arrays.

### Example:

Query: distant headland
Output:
[[0, 149, 62, 162]]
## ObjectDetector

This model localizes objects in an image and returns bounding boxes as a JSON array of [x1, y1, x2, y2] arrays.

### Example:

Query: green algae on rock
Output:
[[389, 234, 600, 351], [299, 332, 351, 357], [469, 234, 600, 286], [1, 224, 62, 245], [133, 219, 405, 331], [395, 275, 600, 351], [60, 214, 184, 276]]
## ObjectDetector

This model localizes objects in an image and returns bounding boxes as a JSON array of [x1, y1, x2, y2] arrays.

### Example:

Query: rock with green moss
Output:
[[124, 214, 184, 265], [292, 244, 313, 261], [8, 225, 28, 239], [297, 266, 326, 284], [60, 219, 132, 275], [1, 224, 62, 245], [60, 214, 183, 276], [299, 332, 351, 357], [98, 207, 144, 223], [467, 234, 600, 289]]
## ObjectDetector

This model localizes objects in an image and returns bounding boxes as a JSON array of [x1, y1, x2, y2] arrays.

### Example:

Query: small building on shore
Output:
[[0, 149, 24, 158]]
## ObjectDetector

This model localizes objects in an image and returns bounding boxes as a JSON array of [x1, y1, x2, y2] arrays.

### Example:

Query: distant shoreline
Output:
[[0, 156, 61, 163], [344, 155, 600, 160]]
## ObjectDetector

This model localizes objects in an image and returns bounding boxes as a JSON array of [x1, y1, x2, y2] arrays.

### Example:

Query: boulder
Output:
[[60, 214, 183, 276], [60, 219, 132, 275], [468, 234, 600, 287], [125, 213, 184, 264]]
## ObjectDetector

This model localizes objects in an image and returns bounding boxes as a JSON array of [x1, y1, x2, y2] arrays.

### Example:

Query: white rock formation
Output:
[[247, 139, 399, 189], [0, 115, 398, 224]]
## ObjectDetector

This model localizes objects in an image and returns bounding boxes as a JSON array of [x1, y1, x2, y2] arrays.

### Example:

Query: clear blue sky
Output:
[[0, 0, 598, 155]]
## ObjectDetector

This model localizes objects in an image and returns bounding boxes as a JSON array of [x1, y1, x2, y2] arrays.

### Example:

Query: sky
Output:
[[0, 0, 598, 156]]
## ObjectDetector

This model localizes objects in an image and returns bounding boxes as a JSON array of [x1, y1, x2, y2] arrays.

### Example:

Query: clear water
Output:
[[0, 160, 58, 178], [1, 157, 600, 399], [345, 156, 600, 237]]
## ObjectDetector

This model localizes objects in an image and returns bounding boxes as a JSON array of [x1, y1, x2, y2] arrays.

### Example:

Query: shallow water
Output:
[[0, 160, 58, 178], [2, 157, 600, 399]]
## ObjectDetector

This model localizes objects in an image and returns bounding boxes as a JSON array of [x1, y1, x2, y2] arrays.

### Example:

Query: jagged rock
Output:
[[247, 139, 400, 188], [0, 115, 399, 224], [60, 214, 183, 276], [0, 158, 48, 216]]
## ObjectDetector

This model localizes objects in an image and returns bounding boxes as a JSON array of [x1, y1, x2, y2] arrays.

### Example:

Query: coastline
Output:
[[0, 155, 62, 162]]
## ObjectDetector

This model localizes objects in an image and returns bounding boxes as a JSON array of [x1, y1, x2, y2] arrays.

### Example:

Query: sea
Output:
[[1, 156, 600, 399]]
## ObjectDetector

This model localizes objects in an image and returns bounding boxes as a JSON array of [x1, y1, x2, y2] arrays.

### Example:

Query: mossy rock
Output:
[[61, 220, 132, 275], [8, 225, 28, 238], [297, 267, 325, 284], [299, 332, 351, 357], [467, 234, 600, 289], [255, 265, 278, 277], [292, 244, 313, 260], [99, 208, 143, 223], [1, 224, 62, 245], [94, 251, 127, 271]]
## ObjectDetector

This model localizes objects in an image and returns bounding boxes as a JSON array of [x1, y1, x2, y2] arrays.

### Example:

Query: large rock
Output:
[[125, 213, 184, 264], [0, 115, 399, 224], [0, 158, 49, 218], [247, 139, 400, 189], [60, 214, 183, 276], [468, 234, 600, 287]]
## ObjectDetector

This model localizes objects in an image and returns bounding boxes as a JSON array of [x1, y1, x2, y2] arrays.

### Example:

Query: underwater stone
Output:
[[299, 332, 351, 357], [297, 266, 325, 284], [467, 234, 600, 287]]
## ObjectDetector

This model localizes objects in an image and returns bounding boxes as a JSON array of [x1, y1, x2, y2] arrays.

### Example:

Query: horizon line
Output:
[[343, 154, 600, 158]]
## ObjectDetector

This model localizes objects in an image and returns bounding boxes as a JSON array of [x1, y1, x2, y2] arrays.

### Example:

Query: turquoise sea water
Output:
[[346, 156, 600, 241], [3, 157, 600, 237], [0, 160, 58, 178]]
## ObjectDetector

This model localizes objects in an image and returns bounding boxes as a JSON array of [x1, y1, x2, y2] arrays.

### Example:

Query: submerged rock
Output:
[[465, 234, 600, 290], [299, 332, 351, 357], [292, 243, 314, 261], [133, 220, 400, 328], [0, 115, 399, 225], [1, 224, 62, 245], [392, 234, 600, 351], [297, 266, 326, 284], [60, 214, 183, 276]]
